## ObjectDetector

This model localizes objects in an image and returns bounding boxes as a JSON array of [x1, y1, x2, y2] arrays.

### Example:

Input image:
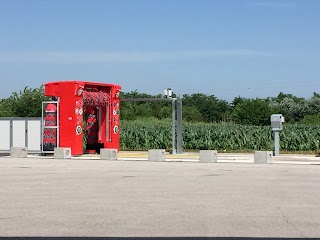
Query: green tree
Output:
[[0, 99, 14, 117], [182, 93, 230, 122], [183, 106, 203, 122], [156, 106, 171, 119], [299, 114, 320, 125], [0, 86, 48, 117], [232, 98, 272, 125], [267, 92, 315, 123], [231, 96, 244, 107], [120, 90, 176, 120], [272, 92, 305, 103]]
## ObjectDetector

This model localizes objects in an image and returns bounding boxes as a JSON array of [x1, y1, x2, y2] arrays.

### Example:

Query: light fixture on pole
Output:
[[164, 88, 172, 98]]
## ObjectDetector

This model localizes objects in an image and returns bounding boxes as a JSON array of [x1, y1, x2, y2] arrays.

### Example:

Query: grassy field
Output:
[[120, 118, 320, 152]]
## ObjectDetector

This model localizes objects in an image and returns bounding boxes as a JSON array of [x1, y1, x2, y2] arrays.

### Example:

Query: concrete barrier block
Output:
[[148, 149, 166, 162], [10, 147, 28, 158], [54, 147, 71, 159], [199, 150, 217, 163], [254, 151, 273, 164], [100, 148, 118, 160]]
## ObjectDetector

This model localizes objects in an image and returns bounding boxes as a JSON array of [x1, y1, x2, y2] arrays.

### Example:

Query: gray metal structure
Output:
[[0, 117, 42, 153], [121, 97, 183, 154], [171, 99, 176, 154], [176, 99, 183, 154], [271, 114, 284, 156]]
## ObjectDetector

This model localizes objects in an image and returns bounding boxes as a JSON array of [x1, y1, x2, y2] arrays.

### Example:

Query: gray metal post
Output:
[[25, 120, 28, 148], [176, 99, 183, 154], [10, 120, 13, 149], [171, 99, 176, 154], [274, 131, 280, 156]]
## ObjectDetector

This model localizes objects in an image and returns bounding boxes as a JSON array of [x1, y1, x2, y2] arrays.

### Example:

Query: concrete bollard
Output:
[[199, 150, 217, 163], [148, 149, 166, 162], [100, 148, 118, 160], [54, 147, 71, 159], [10, 147, 28, 158], [254, 151, 273, 164]]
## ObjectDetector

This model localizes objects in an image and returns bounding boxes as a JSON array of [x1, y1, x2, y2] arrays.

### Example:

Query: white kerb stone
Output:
[[148, 149, 166, 162], [54, 147, 71, 159], [254, 151, 273, 164], [100, 148, 118, 160], [199, 150, 217, 163], [10, 147, 28, 158]]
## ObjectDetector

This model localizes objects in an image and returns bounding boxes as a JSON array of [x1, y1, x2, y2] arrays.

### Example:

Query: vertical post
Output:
[[171, 99, 176, 154], [56, 100, 60, 148], [25, 120, 28, 149], [274, 131, 280, 156], [176, 99, 183, 154], [10, 120, 13, 149]]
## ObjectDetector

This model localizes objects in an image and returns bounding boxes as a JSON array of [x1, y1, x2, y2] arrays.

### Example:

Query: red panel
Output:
[[106, 85, 121, 150], [58, 82, 83, 155], [44, 82, 60, 97]]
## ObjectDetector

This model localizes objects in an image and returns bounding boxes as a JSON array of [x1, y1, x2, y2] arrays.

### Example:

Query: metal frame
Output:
[[41, 100, 59, 153], [0, 117, 42, 153], [121, 97, 183, 154]]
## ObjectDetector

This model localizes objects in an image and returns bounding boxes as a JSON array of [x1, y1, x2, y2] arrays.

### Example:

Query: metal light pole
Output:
[[176, 98, 183, 154], [171, 98, 176, 154], [165, 88, 176, 154]]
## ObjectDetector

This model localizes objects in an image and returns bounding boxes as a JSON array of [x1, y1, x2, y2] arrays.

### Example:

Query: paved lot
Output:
[[0, 157, 320, 238]]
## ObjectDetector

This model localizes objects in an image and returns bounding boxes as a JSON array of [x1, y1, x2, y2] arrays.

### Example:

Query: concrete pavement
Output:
[[1, 156, 320, 238]]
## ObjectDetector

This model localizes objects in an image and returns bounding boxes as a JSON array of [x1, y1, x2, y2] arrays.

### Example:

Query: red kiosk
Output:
[[42, 81, 121, 155]]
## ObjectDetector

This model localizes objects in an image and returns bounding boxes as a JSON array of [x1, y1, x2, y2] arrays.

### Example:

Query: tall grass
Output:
[[120, 118, 320, 152]]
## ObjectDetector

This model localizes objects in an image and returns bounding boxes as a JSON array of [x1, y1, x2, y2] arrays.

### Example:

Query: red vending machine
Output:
[[43, 81, 121, 155]]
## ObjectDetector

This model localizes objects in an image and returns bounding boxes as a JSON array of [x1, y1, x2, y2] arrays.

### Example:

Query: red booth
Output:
[[43, 81, 121, 155]]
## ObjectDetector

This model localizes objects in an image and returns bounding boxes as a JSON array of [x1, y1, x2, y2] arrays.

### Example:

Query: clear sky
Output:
[[0, 0, 319, 101]]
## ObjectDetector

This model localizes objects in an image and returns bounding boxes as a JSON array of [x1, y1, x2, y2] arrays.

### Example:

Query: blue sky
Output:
[[0, 0, 319, 101]]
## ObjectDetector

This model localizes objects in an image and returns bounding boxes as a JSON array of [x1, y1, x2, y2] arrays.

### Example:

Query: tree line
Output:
[[1, 86, 320, 126]]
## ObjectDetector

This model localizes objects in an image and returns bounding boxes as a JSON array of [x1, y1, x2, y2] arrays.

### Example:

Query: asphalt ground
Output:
[[0, 156, 320, 238]]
